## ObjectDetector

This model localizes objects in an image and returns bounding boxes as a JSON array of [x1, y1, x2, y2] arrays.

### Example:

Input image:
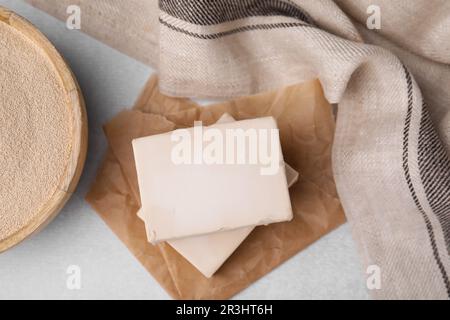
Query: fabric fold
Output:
[[156, 0, 450, 299]]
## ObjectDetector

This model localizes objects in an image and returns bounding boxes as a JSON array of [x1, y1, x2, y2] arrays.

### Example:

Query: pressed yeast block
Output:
[[136, 114, 299, 278], [0, 7, 87, 252], [133, 117, 293, 243]]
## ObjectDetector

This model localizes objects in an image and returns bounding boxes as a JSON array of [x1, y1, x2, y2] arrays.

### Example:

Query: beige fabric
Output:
[[155, 0, 450, 299], [25, 0, 159, 66], [335, 0, 450, 64], [354, 21, 450, 150]]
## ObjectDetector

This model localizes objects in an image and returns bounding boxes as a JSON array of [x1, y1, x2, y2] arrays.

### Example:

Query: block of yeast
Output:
[[135, 114, 298, 277], [132, 116, 293, 243]]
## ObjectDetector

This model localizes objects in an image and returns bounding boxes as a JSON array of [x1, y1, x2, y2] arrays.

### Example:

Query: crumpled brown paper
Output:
[[86, 76, 345, 299]]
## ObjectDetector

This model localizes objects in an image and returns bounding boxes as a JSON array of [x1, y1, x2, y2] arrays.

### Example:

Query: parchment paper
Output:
[[86, 76, 345, 299]]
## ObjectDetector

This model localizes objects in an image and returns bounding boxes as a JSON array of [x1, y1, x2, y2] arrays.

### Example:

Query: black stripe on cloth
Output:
[[418, 105, 450, 253], [402, 65, 450, 297], [160, 0, 314, 26], [159, 18, 311, 39]]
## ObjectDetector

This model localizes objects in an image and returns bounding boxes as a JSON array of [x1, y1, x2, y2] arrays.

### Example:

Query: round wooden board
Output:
[[0, 7, 88, 252]]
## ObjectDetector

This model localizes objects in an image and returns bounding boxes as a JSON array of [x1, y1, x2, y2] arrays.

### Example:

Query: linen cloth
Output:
[[156, 0, 450, 299], [27, 0, 450, 299]]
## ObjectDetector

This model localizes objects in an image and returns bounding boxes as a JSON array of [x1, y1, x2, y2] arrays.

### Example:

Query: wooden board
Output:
[[0, 6, 88, 252]]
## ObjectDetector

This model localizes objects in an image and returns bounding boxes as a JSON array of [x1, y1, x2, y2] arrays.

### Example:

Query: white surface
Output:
[[0, 0, 369, 300]]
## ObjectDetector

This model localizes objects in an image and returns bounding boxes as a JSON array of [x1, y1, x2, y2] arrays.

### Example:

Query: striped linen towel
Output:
[[156, 0, 450, 299]]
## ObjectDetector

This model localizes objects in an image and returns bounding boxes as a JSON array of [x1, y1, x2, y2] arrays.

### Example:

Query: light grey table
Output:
[[0, 0, 369, 300]]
